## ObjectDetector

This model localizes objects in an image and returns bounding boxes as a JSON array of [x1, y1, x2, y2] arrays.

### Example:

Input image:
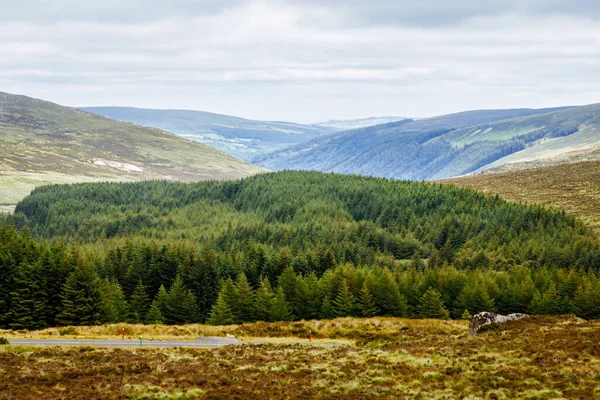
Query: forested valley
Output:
[[2, 171, 600, 330]]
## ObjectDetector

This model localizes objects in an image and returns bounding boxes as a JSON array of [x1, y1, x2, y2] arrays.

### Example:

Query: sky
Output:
[[1, 0, 599, 123]]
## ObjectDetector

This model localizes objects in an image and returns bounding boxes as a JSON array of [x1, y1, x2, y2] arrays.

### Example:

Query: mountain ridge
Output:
[[255, 105, 597, 180]]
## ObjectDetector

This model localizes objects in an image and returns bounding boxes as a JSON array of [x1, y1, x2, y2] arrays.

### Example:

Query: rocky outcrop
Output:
[[468, 312, 528, 335]]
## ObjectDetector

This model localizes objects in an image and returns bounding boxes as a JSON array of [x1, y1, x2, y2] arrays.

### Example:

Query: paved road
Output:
[[9, 336, 242, 348]]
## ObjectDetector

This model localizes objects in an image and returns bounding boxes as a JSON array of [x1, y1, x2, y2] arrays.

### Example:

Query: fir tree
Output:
[[373, 270, 407, 317], [98, 278, 129, 323], [461, 309, 472, 320], [145, 301, 164, 324], [320, 296, 334, 319], [358, 281, 379, 317], [333, 279, 356, 317], [128, 280, 150, 323], [57, 261, 102, 326], [8, 263, 47, 330], [270, 287, 292, 322], [235, 273, 255, 322], [253, 277, 274, 322], [418, 288, 449, 319], [207, 293, 235, 325]]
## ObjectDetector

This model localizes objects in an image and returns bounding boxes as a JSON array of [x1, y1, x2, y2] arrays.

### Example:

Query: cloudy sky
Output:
[[1, 0, 599, 123]]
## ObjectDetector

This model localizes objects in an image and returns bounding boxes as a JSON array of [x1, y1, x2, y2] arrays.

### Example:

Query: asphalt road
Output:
[[8, 336, 242, 348]]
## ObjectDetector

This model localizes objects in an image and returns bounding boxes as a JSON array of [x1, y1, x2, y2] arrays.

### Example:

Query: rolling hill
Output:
[[82, 106, 335, 161], [0, 92, 264, 211], [445, 160, 600, 234], [255, 106, 592, 180]]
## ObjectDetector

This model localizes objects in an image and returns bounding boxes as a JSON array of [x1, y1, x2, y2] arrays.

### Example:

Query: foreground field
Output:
[[1, 316, 599, 399], [446, 161, 600, 234]]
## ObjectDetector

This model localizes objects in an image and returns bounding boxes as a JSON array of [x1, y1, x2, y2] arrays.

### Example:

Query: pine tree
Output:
[[164, 275, 197, 324], [461, 309, 472, 320], [57, 261, 102, 326], [573, 279, 600, 319], [153, 284, 169, 318], [418, 288, 449, 319], [99, 278, 129, 323], [320, 296, 334, 319], [253, 277, 274, 322], [207, 293, 235, 325], [373, 270, 407, 317], [129, 280, 150, 323], [145, 301, 164, 324], [236, 273, 255, 322], [8, 263, 47, 330], [333, 279, 356, 317], [358, 281, 379, 317], [278, 266, 299, 318], [270, 287, 292, 322]]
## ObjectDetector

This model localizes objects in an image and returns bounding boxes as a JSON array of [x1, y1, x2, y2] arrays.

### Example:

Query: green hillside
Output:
[[2, 171, 600, 329], [0, 92, 264, 208], [256, 106, 574, 179], [82, 106, 335, 161]]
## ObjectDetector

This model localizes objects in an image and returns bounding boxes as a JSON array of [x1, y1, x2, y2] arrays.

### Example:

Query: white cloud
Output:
[[0, 0, 599, 122]]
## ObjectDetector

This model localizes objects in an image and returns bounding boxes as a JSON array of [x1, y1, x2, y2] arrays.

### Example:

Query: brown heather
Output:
[[1, 316, 599, 399], [445, 160, 600, 234]]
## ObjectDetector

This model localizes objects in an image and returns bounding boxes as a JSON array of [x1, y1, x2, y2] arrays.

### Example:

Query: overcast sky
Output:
[[1, 0, 599, 123]]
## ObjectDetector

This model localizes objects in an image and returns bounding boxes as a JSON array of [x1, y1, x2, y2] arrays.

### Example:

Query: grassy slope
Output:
[[1, 316, 598, 399], [0, 92, 264, 206], [445, 161, 600, 234]]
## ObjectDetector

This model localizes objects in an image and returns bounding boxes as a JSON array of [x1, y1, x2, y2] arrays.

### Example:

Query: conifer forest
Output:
[[2, 171, 600, 330]]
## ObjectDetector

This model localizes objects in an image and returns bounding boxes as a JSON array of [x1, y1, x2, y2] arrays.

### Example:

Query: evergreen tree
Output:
[[153, 284, 169, 318], [8, 263, 47, 330], [99, 278, 129, 323], [358, 282, 378, 317], [532, 283, 568, 315], [332, 279, 356, 317], [278, 266, 299, 318], [235, 273, 255, 322], [57, 261, 102, 326], [253, 277, 274, 321], [146, 301, 164, 324], [454, 283, 495, 316], [270, 287, 292, 322], [129, 280, 150, 323], [215, 278, 240, 321], [164, 275, 197, 324], [320, 296, 334, 319], [373, 270, 407, 317], [418, 288, 449, 319], [572, 279, 600, 319], [207, 293, 235, 325], [461, 309, 472, 320]]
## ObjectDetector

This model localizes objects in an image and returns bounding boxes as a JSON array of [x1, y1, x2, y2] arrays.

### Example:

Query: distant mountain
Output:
[[255, 106, 582, 180], [82, 107, 335, 161], [315, 116, 409, 130], [0, 92, 264, 209]]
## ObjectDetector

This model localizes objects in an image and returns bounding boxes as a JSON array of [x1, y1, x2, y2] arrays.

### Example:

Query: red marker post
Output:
[[121, 328, 125, 341], [308, 330, 312, 342]]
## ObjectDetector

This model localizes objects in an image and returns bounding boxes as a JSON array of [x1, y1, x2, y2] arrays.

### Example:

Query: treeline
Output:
[[2, 171, 600, 328], [2, 224, 600, 330]]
